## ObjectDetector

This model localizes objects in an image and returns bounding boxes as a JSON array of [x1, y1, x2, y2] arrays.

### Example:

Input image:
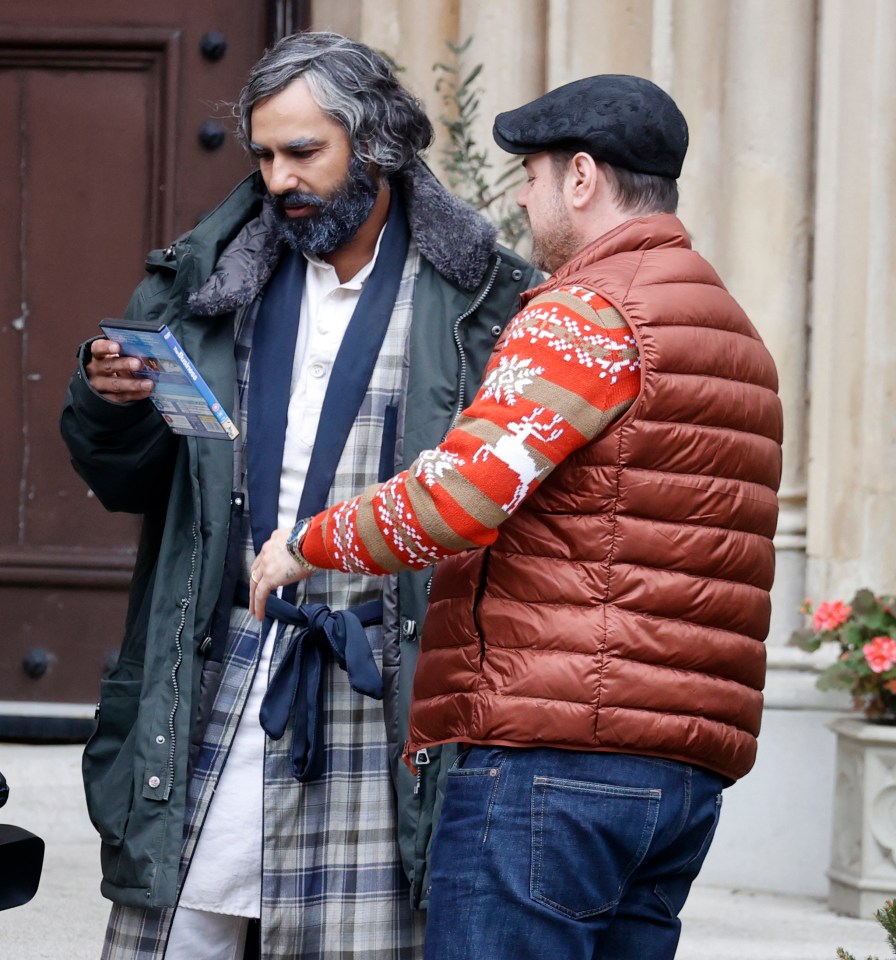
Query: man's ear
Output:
[[566, 152, 602, 209]]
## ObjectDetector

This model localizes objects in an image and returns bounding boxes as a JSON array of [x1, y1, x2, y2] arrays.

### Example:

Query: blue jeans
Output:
[[423, 747, 724, 960]]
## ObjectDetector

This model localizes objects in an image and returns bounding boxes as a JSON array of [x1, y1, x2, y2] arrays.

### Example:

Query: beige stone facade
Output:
[[310, 0, 896, 898]]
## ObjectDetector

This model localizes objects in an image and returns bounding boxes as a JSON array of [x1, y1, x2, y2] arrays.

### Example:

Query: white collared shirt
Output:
[[278, 231, 384, 528]]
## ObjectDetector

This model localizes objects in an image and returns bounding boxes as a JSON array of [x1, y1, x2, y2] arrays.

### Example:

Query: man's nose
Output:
[[268, 158, 298, 195]]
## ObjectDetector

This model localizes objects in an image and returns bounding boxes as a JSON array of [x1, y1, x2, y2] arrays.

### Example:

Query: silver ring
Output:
[[250, 570, 260, 584]]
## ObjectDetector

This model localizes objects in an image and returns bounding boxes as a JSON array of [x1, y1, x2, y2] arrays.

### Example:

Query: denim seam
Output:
[[655, 791, 723, 918], [447, 749, 505, 843], [482, 762, 503, 846], [669, 765, 692, 842], [534, 775, 662, 798]]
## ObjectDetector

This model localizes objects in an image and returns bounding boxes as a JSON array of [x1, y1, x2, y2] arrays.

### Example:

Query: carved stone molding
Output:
[[827, 717, 896, 918]]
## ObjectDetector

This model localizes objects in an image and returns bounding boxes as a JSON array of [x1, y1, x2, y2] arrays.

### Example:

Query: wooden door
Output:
[[0, 1, 308, 731]]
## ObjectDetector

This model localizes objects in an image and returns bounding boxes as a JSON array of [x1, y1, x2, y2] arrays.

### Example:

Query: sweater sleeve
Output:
[[301, 285, 640, 574]]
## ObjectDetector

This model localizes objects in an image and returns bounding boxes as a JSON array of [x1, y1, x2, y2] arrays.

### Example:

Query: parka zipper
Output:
[[442, 254, 503, 441], [427, 255, 503, 606], [164, 523, 199, 799]]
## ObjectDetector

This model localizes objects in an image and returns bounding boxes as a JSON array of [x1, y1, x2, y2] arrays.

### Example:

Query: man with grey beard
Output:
[[61, 31, 538, 960]]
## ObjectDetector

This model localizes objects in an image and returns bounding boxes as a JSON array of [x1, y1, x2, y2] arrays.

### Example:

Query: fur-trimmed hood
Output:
[[189, 161, 498, 317]]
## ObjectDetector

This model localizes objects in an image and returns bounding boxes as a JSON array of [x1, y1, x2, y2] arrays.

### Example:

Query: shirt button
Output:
[[309, 362, 326, 378], [316, 323, 329, 335], [156, 735, 166, 745], [148, 775, 161, 789]]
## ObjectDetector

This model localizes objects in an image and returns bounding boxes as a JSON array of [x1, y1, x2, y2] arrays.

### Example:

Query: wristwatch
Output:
[[286, 517, 317, 573]]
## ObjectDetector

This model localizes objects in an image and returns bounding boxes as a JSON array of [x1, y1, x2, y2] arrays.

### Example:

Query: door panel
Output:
[[0, 70, 24, 549], [0, 2, 307, 714]]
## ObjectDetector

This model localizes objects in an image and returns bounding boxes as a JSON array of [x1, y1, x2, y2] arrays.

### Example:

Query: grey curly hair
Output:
[[237, 31, 433, 176]]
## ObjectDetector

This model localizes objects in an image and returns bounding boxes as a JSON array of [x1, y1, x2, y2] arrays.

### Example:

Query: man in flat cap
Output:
[[250, 74, 783, 959]]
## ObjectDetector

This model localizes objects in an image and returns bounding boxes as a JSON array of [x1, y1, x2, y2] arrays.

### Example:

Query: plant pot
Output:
[[827, 716, 896, 918]]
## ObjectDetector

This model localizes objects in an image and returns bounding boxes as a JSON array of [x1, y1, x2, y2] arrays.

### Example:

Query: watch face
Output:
[[288, 519, 311, 554], [286, 518, 316, 571]]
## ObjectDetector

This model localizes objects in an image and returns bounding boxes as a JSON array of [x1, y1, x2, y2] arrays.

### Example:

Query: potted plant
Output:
[[792, 590, 896, 721], [792, 590, 896, 918]]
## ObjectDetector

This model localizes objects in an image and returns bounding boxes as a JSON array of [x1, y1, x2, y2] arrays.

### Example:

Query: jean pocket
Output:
[[443, 747, 506, 844], [448, 745, 506, 775], [530, 775, 661, 919]]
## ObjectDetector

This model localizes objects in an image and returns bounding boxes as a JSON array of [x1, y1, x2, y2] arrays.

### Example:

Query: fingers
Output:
[[85, 340, 154, 403], [249, 530, 310, 622], [249, 566, 270, 622]]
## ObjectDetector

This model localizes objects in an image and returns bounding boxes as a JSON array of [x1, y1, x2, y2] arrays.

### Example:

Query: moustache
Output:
[[276, 191, 327, 211]]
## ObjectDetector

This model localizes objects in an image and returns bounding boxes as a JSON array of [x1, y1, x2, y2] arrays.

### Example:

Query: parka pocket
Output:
[[82, 678, 142, 846]]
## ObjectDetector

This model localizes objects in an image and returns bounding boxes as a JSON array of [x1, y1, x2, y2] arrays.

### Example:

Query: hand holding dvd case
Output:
[[99, 318, 238, 440]]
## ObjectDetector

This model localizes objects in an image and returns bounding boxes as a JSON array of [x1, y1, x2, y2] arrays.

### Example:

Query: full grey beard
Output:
[[271, 158, 379, 255]]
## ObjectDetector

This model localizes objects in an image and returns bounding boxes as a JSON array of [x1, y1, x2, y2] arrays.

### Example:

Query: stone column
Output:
[[807, 0, 896, 598], [669, 0, 816, 650], [311, 0, 460, 156], [658, 0, 823, 897], [541, 4, 816, 654], [450, 0, 546, 214], [545, 0, 653, 86]]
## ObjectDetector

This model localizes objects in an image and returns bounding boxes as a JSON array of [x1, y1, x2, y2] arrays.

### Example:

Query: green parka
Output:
[[60, 165, 540, 909]]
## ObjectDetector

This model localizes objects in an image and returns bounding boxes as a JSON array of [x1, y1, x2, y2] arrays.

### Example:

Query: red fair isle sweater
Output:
[[301, 285, 641, 575]]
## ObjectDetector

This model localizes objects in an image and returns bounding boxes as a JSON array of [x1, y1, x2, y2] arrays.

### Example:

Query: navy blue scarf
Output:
[[246, 189, 410, 781], [247, 189, 409, 562]]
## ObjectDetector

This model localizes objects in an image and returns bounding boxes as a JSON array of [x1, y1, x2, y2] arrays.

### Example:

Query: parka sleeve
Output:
[[60, 341, 179, 514]]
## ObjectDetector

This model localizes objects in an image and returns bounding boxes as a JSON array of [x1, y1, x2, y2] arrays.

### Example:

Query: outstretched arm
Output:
[[250, 286, 640, 618]]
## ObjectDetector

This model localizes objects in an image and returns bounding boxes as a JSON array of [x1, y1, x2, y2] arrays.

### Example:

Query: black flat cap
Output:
[[493, 74, 688, 179]]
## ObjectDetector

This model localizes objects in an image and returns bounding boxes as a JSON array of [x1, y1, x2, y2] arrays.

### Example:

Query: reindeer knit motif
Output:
[[302, 285, 640, 575]]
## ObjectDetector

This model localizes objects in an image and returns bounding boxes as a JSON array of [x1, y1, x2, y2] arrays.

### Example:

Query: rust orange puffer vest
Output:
[[407, 214, 783, 783]]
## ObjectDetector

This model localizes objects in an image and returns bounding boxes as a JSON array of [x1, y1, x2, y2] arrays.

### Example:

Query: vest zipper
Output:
[[164, 523, 198, 799], [442, 254, 503, 441]]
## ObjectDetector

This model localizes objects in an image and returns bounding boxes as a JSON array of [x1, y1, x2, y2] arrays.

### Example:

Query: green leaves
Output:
[[834, 897, 896, 959], [432, 37, 529, 250], [792, 590, 896, 718]]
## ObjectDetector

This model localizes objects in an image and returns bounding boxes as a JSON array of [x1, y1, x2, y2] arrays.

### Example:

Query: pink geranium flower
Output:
[[863, 636, 896, 674], [812, 600, 853, 632]]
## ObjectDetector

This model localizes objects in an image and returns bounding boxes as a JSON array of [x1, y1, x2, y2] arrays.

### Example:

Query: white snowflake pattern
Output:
[[481, 354, 545, 406], [517, 310, 641, 380], [414, 448, 466, 488]]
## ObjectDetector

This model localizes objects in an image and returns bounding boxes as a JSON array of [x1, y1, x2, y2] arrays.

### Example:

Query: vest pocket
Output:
[[82, 677, 142, 846], [530, 776, 660, 918]]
